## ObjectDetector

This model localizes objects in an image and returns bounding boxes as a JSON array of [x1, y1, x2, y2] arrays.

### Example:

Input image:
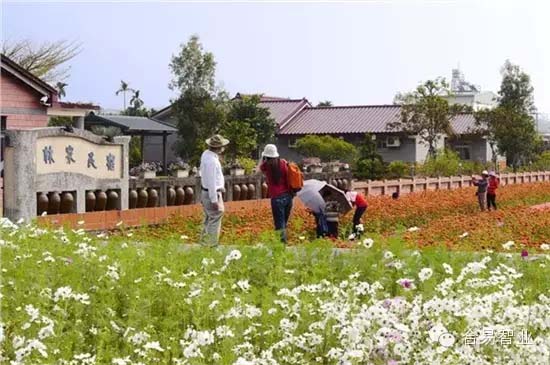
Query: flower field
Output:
[[1, 221, 550, 364], [140, 182, 550, 251]]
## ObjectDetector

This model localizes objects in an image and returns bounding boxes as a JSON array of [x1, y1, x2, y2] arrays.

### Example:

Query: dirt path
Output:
[[530, 202, 550, 211]]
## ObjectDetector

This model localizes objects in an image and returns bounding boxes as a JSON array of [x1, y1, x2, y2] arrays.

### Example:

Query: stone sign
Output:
[[36, 136, 122, 178], [3, 127, 129, 222]]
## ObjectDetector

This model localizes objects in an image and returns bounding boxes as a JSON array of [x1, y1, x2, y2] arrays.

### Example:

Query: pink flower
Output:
[[388, 360, 398, 365], [521, 249, 528, 258]]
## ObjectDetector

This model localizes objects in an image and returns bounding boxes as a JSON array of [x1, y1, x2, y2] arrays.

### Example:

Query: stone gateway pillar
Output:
[[3, 127, 129, 222]]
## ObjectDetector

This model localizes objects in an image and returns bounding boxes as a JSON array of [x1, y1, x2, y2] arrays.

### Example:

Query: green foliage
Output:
[[129, 136, 142, 168], [295, 135, 357, 162], [226, 95, 275, 158], [220, 119, 257, 162], [236, 157, 258, 175], [316, 101, 333, 107], [48, 116, 73, 127], [531, 151, 550, 171], [386, 160, 410, 178], [392, 78, 468, 158], [172, 90, 226, 165], [355, 158, 386, 180], [115, 80, 136, 110], [169, 34, 216, 95], [418, 149, 461, 177], [474, 61, 540, 171], [354, 134, 385, 180], [498, 60, 536, 114]]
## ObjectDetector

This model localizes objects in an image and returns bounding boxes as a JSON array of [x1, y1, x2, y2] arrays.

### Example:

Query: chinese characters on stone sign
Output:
[[87, 152, 97, 169], [106, 153, 115, 171], [65, 145, 76, 164], [42, 145, 55, 164], [42, 145, 117, 171]]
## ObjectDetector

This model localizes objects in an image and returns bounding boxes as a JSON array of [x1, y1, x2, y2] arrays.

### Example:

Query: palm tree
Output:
[[115, 80, 135, 110], [56, 82, 68, 99], [129, 90, 144, 110], [317, 101, 333, 107]]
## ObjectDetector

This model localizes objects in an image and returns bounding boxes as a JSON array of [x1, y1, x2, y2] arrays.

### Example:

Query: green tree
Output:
[[295, 135, 356, 162], [2, 39, 81, 82], [56, 82, 67, 99], [169, 34, 216, 95], [220, 119, 257, 162], [170, 35, 227, 164], [172, 90, 226, 165], [226, 95, 275, 158], [317, 101, 333, 107], [116, 80, 135, 110], [498, 60, 536, 114], [354, 134, 385, 180], [391, 78, 467, 158], [474, 61, 540, 171]]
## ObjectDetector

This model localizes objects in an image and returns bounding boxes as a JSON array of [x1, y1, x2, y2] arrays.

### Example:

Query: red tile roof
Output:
[[278, 105, 477, 135], [278, 105, 401, 134], [259, 98, 311, 127]]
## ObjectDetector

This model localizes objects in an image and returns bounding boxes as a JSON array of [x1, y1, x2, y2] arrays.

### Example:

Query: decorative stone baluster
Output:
[[106, 190, 119, 210], [183, 187, 194, 205], [175, 186, 185, 205], [147, 188, 159, 207], [167, 186, 176, 206], [137, 189, 148, 208]]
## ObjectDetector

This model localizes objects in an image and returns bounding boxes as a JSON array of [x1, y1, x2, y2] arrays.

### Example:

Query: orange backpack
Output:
[[287, 161, 304, 191]]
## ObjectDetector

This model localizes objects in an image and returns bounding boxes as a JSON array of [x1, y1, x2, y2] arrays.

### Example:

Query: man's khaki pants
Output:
[[200, 190, 224, 246]]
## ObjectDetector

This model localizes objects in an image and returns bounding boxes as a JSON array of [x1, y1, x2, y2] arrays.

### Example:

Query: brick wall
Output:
[[0, 72, 49, 129]]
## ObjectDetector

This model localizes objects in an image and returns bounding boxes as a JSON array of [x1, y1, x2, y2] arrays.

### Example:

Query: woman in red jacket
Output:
[[259, 144, 293, 243], [487, 171, 499, 211]]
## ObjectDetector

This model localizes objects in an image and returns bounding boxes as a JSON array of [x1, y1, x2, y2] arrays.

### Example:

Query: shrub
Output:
[[386, 160, 409, 179], [418, 149, 461, 177], [355, 158, 386, 180], [531, 151, 550, 171], [295, 135, 357, 162], [236, 157, 258, 175]]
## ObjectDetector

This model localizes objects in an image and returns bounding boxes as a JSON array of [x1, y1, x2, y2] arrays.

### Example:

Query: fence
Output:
[[127, 171, 353, 208], [352, 171, 550, 196]]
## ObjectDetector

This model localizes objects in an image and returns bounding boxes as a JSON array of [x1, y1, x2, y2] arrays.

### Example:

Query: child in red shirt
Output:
[[487, 171, 499, 211], [345, 189, 368, 237]]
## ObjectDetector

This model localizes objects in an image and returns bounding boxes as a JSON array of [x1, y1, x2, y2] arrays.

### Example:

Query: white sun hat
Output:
[[262, 144, 279, 158], [482, 170, 489, 175]]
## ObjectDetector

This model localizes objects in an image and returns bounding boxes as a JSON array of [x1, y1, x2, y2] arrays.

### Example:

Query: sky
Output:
[[2, 0, 549, 114]]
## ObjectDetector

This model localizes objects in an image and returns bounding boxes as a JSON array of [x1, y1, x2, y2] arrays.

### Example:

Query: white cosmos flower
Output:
[[418, 268, 433, 282], [144, 341, 164, 352], [442, 263, 453, 275], [540, 244, 549, 251], [224, 249, 242, 265], [236, 280, 250, 291], [407, 226, 419, 232], [459, 232, 469, 238], [361, 238, 374, 248], [383, 251, 394, 260], [502, 241, 515, 250]]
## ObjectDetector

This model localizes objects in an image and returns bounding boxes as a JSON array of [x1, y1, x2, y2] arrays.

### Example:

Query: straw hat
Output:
[[205, 134, 229, 148]]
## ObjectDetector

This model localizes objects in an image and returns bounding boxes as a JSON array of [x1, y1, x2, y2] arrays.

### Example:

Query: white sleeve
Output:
[[207, 158, 219, 203]]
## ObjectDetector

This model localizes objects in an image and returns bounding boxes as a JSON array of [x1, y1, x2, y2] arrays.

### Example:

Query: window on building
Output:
[[288, 137, 298, 148], [453, 145, 471, 160], [376, 139, 387, 149]]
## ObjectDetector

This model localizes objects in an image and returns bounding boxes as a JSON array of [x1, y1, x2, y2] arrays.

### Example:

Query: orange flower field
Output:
[[141, 182, 550, 251]]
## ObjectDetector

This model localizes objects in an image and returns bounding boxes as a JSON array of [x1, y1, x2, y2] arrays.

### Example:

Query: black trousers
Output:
[[487, 193, 497, 210], [353, 206, 367, 233]]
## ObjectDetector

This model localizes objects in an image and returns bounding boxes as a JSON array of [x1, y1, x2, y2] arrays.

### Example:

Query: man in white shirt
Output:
[[199, 134, 229, 247]]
